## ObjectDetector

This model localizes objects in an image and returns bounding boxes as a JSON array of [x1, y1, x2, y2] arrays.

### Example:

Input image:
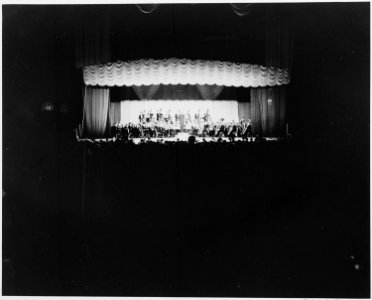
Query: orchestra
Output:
[[112, 109, 252, 140]]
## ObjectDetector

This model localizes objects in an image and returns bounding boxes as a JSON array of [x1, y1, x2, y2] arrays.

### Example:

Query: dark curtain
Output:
[[82, 87, 110, 138], [265, 19, 293, 70], [250, 87, 287, 136], [75, 11, 111, 68], [131, 84, 224, 100], [132, 85, 160, 100], [155, 85, 201, 100], [251, 88, 267, 136], [196, 85, 224, 100], [250, 17, 292, 136], [114, 85, 248, 101]]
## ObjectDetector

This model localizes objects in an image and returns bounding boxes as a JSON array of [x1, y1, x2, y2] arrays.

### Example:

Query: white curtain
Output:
[[83, 58, 291, 87], [120, 100, 239, 124], [82, 87, 110, 138]]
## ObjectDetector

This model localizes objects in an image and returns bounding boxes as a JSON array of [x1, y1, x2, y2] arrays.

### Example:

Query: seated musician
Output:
[[217, 123, 225, 137], [242, 119, 252, 141], [156, 108, 163, 122]]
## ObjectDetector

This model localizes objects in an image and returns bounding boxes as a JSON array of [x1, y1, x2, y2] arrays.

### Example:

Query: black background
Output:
[[2, 3, 370, 297]]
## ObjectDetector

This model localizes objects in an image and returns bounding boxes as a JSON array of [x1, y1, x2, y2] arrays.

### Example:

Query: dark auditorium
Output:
[[2, 2, 370, 297]]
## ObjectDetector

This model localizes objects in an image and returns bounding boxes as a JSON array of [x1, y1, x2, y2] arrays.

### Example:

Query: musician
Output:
[[195, 109, 201, 122], [247, 119, 252, 139], [217, 124, 225, 137], [164, 109, 171, 123], [228, 122, 238, 140], [186, 110, 192, 123], [210, 124, 217, 137], [242, 119, 252, 141], [179, 111, 185, 131], [156, 108, 163, 122], [204, 109, 211, 122], [149, 109, 154, 122], [139, 111, 144, 123], [145, 111, 150, 123]]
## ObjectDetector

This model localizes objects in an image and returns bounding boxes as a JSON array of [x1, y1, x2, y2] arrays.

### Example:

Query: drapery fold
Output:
[[82, 87, 110, 138], [83, 58, 291, 87], [250, 87, 286, 136], [196, 85, 224, 100], [75, 12, 111, 68], [132, 85, 160, 100], [265, 19, 293, 70], [131, 84, 225, 100], [154, 84, 202, 100]]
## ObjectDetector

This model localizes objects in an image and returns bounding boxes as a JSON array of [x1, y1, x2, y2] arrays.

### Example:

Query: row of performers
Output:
[[112, 119, 253, 140], [139, 109, 212, 124]]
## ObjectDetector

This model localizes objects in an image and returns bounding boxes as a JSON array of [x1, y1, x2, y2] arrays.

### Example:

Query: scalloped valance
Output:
[[83, 58, 290, 88]]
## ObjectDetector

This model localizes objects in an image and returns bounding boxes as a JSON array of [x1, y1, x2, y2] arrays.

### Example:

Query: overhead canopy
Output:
[[83, 58, 290, 88]]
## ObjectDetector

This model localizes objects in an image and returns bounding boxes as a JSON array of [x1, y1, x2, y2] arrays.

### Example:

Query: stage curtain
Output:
[[132, 85, 160, 100], [265, 19, 293, 70], [250, 87, 286, 136], [260, 17, 292, 135], [155, 85, 202, 100], [269, 86, 287, 136], [238, 102, 251, 121], [196, 85, 224, 100], [251, 88, 267, 136], [75, 11, 111, 68], [82, 87, 110, 138], [116, 85, 244, 101], [109, 101, 121, 125], [83, 58, 290, 87]]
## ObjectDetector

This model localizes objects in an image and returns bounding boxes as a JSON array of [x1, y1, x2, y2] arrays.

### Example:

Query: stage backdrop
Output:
[[120, 100, 239, 124]]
